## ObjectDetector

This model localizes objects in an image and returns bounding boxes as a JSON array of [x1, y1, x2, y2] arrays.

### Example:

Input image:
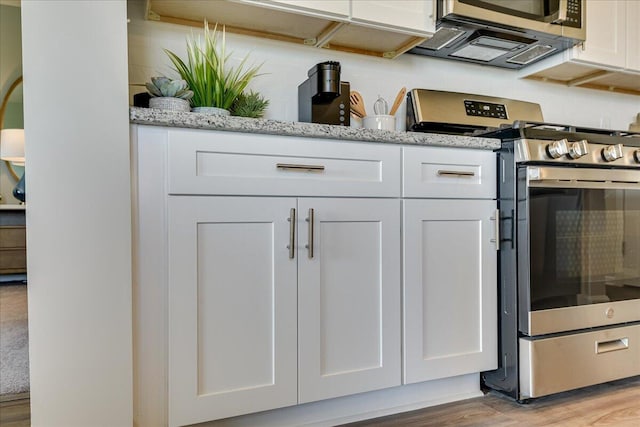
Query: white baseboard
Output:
[[200, 373, 482, 427]]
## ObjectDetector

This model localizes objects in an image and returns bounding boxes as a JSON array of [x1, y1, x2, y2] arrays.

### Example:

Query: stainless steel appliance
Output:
[[298, 61, 350, 126], [408, 89, 640, 401], [410, 0, 586, 68]]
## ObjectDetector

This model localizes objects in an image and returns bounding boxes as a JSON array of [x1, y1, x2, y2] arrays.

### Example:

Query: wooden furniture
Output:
[[0, 205, 26, 275], [132, 125, 497, 427]]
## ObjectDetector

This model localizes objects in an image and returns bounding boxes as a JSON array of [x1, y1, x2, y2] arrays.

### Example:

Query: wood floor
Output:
[[0, 396, 29, 427], [343, 376, 640, 427], [1, 377, 638, 426]]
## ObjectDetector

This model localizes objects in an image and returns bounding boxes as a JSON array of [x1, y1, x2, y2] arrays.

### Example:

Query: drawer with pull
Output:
[[167, 129, 401, 197], [402, 146, 496, 199]]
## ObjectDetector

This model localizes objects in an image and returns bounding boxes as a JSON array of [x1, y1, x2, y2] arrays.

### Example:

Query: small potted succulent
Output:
[[231, 90, 269, 118], [146, 76, 194, 112], [164, 21, 263, 115]]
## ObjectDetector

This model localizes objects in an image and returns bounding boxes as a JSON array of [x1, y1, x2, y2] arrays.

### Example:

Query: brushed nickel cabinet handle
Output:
[[490, 209, 500, 251], [305, 208, 314, 259], [287, 208, 296, 259], [277, 163, 325, 172], [437, 170, 475, 177]]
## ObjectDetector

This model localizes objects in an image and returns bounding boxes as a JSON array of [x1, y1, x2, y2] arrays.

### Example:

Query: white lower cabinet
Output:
[[298, 198, 401, 403], [168, 197, 298, 426], [168, 195, 400, 426], [132, 125, 497, 427], [403, 199, 498, 383]]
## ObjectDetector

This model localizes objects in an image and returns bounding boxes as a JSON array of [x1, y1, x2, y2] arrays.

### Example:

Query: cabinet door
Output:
[[626, 0, 640, 71], [403, 199, 497, 384], [575, 0, 626, 68], [168, 197, 297, 426], [298, 198, 401, 403], [351, 0, 436, 34]]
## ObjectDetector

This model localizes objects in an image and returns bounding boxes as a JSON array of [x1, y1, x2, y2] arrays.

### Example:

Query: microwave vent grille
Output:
[[419, 27, 466, 51], [507, 44, 556, 65]]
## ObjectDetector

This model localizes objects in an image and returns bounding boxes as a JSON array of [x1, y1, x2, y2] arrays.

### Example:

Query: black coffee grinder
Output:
[[298, 61, 350, 126]]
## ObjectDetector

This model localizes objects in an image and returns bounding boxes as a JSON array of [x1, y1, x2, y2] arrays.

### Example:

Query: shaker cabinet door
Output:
[[403, 199, 497, 384], [167, 196, 298, 427], [351, 0, 436, 34], [298, 198, 401, 403], [574, 0, 627, 68]]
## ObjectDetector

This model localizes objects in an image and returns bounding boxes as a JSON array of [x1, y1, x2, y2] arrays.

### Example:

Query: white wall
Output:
[[127, 1, 639, 131], [22, 1, 132, 426]]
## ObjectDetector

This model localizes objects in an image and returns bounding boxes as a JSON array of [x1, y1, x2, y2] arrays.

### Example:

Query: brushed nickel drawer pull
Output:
[[437, 170, 475, 177], [277, 163, 325, 172], [287, 208, 296, 259]]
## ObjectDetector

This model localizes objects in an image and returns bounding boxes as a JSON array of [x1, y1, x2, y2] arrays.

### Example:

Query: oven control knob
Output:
[[546, 138, 569, 159], [634, 149, 640, 163], [568, 140, 589, 159], [602, 144, 624, 162]]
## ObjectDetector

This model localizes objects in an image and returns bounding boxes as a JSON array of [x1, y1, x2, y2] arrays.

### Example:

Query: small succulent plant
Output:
[[231, 90, 269, 118], [146, 76, 194, 100]]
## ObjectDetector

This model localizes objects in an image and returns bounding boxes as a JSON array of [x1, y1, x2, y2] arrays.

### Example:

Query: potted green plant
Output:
[[145, 77, 194, 112], [164, 21, 263, 115], [231, 90, 269, 118]]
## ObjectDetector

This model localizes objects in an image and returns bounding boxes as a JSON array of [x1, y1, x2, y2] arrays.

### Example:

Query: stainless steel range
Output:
[[408, 89, 640, 402]]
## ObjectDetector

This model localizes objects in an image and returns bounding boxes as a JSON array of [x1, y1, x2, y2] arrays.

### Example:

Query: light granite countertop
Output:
[[130, 107, 501, 150]]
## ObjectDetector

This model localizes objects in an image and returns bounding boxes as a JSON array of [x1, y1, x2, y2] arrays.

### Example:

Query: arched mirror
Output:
[[1, 75, 24, 182]]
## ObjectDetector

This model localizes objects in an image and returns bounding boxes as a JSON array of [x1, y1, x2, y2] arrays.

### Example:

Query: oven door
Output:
[[517, 166, 640, 336], [443, 0, 585, 40]]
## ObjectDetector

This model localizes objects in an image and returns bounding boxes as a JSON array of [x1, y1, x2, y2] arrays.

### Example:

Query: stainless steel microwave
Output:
[[410, 0, 586, 69]]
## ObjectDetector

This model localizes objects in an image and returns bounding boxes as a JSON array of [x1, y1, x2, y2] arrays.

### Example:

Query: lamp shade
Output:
[[0, 128, 25, 165]]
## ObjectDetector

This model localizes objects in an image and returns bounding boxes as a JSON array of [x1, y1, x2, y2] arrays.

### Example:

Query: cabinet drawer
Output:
[[402, 146, 496, 199], [520, 324, 640, 399], [0, 248, 27, 273], [168, 129, 401, 197], [0, 226, 26, 248]]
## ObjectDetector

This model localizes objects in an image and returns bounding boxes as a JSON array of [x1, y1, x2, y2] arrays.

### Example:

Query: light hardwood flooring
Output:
[[343, 376, 640, 427], [1, 377, 638, 426], [0, 396, 29, 427]]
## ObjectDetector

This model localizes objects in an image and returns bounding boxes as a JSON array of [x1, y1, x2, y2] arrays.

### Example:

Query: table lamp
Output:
[[0, 128, 26, 203]]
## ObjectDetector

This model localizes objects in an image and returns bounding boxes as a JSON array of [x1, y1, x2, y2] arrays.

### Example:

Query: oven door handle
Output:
[[526, 166, 640, 190]]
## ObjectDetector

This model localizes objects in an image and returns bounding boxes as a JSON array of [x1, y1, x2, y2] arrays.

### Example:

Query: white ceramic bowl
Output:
[[363, 115, 396, 131]]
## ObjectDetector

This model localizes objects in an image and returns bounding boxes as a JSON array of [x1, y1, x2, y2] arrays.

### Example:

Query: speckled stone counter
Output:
[[130, 107, 501, 150]]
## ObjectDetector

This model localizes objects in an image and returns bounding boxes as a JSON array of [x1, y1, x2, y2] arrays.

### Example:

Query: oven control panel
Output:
[[516, 139, 640, 168], [464, 100, 508, 119]]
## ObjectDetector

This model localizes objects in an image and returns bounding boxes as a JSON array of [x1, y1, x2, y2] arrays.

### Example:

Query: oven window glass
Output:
[[529, 187, 640, 311], [460, 0, 558, 20]]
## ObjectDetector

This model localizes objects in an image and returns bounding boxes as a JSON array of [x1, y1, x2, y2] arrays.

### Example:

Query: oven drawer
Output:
[[519, 323, 640, 399], [167, 129, 401, 197], [402, 146, 495, 198]]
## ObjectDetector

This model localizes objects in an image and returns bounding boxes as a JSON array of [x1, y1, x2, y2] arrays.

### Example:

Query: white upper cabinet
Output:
[[626, 0, 640, 71], [573, 0, 626, 68], [263, 0, 350, 17], [351, 0, 436, 34], [145, 0, 434, 59], [520, 0, 640, 95]]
